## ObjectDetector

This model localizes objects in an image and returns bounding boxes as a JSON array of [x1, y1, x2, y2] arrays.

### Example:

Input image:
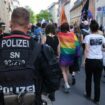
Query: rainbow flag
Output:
[[60, 5, 68, 25], [58, 32, 80, 66]]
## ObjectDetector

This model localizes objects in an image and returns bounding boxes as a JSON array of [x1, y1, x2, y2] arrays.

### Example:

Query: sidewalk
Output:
[[53, 68, 105, 105]]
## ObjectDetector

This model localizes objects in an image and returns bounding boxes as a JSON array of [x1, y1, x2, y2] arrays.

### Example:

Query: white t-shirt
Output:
[[84, 34, 105, 59], [103, 51, 105, 66]]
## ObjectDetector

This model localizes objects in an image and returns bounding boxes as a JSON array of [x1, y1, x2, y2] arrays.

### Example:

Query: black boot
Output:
[[72, 76, 76, 85], [48, 92, 55, 101]]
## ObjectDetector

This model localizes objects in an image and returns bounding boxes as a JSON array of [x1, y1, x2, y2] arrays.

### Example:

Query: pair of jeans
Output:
[[85, 59, 103, 102]]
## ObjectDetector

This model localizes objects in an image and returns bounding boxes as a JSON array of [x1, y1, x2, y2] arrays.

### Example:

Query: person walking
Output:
[[45, 23, 59, 57], [58, 23, 80, 93], [84, 20, 105, 105], [34, 22, 43, 43], [69, 25, 81, 85], [80, 20, 90, 53], [45, 23, 59, 101]]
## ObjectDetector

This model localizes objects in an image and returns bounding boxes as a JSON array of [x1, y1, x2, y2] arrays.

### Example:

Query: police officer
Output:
[[0, 7, 47, 105]]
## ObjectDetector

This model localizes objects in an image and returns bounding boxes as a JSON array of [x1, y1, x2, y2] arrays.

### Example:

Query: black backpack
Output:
[[41, 44, 61, 93]]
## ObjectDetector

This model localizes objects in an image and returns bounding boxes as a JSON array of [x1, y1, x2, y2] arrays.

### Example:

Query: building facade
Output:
[[48, 2, 59, 23], [95, 0, 105, 26], [70, 0, 83, 25], [0, 0, 19, 32], [0, 0, 11, 31], [64, 0, 71, 24], [12, 0, 20, 9], [70, 0, 95, 25], [58, 0, 71, 24], [88, 0, 95, 19]]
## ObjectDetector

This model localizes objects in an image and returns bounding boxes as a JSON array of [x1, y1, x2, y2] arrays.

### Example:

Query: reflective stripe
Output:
[[3, 35, 31, 39]]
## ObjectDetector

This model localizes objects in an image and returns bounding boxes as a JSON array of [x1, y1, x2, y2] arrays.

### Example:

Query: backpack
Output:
[[41, 44, 61, 93], [0, 40, 43, 105]]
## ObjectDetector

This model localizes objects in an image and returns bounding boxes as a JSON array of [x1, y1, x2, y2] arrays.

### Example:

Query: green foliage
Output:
[[36, 10, 52, 22], [25, 6, 36, 24], [29, 9, 36, 24]]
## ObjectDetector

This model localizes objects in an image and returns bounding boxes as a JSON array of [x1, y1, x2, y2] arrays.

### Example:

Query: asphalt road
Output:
[[52, 67, 105, 105]]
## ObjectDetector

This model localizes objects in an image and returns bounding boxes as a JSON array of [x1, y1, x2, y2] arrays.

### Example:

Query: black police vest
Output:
[[0, 34, 32, 67], [0, 34, 36, 94]]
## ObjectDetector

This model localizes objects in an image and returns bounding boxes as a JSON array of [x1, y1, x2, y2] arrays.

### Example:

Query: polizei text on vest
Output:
[[1, 39, 29, 48]]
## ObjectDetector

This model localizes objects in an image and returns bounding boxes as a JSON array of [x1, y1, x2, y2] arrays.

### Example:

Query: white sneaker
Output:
[[65, 83, 70, 89], [64, 83, 70, 93]]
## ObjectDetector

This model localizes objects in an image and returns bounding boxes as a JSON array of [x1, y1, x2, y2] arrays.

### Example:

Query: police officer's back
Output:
[[0, 7, 44, 105]]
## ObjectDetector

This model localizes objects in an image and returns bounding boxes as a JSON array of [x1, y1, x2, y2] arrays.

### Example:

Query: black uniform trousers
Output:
[[85, 59, 103, 102], [0, 91, 5, 105]]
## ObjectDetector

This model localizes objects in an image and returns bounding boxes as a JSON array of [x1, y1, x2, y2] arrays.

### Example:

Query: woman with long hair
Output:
[[58, 23, 80, 93]]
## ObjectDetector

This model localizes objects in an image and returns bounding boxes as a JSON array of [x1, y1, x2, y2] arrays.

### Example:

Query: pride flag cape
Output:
[[58, 32, 80, 57]]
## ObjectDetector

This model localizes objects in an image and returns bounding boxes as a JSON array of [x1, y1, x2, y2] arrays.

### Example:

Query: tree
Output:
[[36, 10, 52, 22], [25, 6, 36, 24], [29, 9, 36, 24]]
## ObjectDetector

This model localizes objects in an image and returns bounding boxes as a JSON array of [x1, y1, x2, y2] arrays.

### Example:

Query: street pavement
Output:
[[51, 67, 105, 105]]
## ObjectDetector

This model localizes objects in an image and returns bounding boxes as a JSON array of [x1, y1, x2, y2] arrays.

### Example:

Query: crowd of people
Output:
[[0, 7, 105, 105]]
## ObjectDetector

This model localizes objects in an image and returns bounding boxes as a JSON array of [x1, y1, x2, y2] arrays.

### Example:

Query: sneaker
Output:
[[83, 93, 91, 100], [48, 93, 55, 101], [92, 100, 100, 105], [64, 85, 70, 93], [42, 100, 47, 105], [94, 102, 100, 105]]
